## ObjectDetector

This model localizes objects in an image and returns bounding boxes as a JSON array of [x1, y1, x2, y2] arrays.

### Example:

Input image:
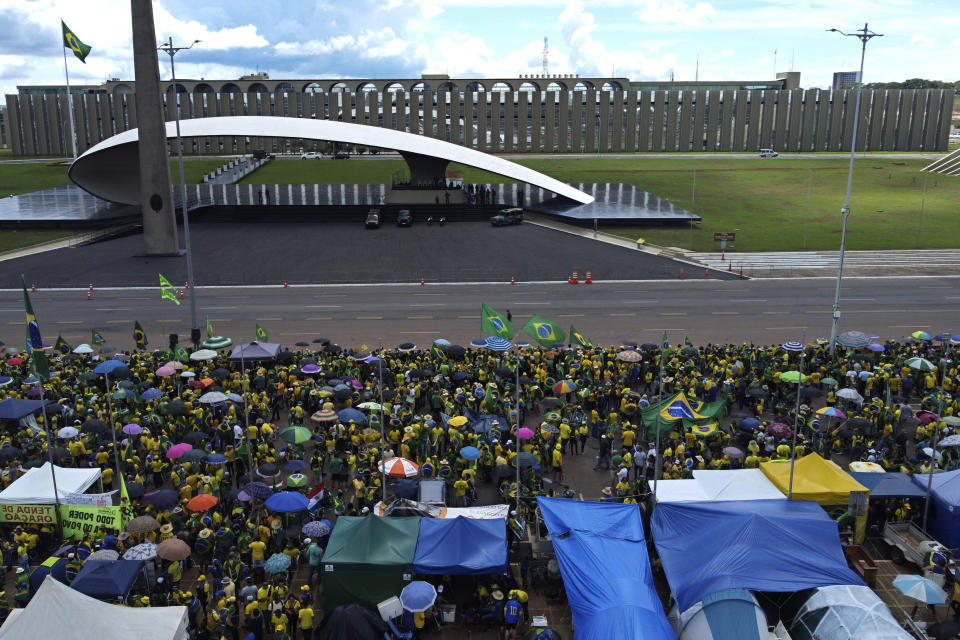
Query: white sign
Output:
[[63, 491, 116, 507]]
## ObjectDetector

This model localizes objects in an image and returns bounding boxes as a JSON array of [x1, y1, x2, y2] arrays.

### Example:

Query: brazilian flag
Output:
[[569, 325, 591, 348], [255, 324, 268, 341], [521, 315, 566, 347], [206, 319, 214, 339], [54, 334, 71, 355], [62, 20, 91, 63], [174, 344, 190, 363], [480, 304, 514, 340], [91, 329, 105, 346], [134, 321, 148, 350], [22, 279, 49, 380]]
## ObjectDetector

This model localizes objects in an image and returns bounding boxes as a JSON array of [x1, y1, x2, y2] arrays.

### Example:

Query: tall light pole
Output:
[[158, 37, 201, 348], [827, 23, 882, 356]]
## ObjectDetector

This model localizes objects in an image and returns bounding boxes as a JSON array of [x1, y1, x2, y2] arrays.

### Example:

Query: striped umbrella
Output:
[[484, 337, 513, 352], [892, 574, 947, 604], [782, 340, 804, 352], [836, 330, 871, 348], [280, 426, 312, 444], [816, 407, 846, 418], [310, 409, 337, 423], [378, 457, 419, 478], [907, 357, 935, 372], [553, 380, 578, 394]]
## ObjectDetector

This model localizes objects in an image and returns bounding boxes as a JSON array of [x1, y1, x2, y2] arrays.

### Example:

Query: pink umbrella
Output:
[[122, 423, 143, 436], [517, 427, 535, 440], [166, 443, 193, 459], [156, 366, 175, 377], [768, 422, 792, 439], [164, 361, 185, 370]]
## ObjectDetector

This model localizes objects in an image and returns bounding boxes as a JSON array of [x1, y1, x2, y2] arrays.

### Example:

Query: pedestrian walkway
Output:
[[686, 249, 960, 278]]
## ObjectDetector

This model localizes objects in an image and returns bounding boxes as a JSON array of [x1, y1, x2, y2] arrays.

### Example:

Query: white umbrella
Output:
[[943, 416, 960, 427], [189, 349, 218, 361], [922, 447, 943, 461], [88, 549, 119, 561], [72, 344, 94, 354], [57, 427, 79, 439], [937, 434, 960, 448], [907, 357, 936, 372], [199, 391, 229, 404], [180, 371, 196, 378], [122, 542, 157, 560], [836, 388, 863, 404]]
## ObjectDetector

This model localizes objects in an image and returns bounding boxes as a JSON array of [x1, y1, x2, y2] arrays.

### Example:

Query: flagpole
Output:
[[105, 369, 120, 490], [653, 339, 665, 497], [516, 353, 521, 506], [787, 331, 806, 500], [60, 32, 78, 160], [378, 339, 386, 505], [37, 380, 65, 538]]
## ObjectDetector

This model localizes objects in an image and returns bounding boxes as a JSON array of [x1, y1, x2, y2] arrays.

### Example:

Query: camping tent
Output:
[[850, 472, 926, 499], [0, 576, 187, 640], [760, 453, 867, 504], [652, 500, 863, 612], [0, 398, 59, 420], [670, 588, 769, 640], [785, 585, 911, 640], [912, 470, 960, 549], [70, 560, 144, 600], [227, 341, 280, 362], [321, 516, 420, 611], [0, 462, 100, 505], [413, 516, 507, 575], [656, 469, 786, 503], [537, 497, 674, 640]]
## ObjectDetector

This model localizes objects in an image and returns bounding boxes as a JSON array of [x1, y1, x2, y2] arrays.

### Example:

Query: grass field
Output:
[[0, 230, 74, 253], [241, 155, 960, 252], [0, 158, 228, 197]]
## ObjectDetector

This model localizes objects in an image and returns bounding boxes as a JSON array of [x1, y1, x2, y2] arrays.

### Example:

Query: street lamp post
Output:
[[158, 37, 202, 348], [827, 23, 882, 356]]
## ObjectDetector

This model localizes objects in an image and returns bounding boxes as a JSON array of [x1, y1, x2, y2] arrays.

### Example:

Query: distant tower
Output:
[[542, 37, 549, 76]]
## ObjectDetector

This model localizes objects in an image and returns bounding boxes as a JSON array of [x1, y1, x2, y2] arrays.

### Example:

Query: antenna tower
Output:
[[542, 37, 549, 76]]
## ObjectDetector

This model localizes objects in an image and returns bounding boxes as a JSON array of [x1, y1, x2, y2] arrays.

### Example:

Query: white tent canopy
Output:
[[0, 462, 101, 505], [0, 576, 188, 640], [656, 469, 785, 503]]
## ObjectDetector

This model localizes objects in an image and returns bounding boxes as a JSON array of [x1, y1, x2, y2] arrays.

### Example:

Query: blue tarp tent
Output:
[[70, 560, 145, 600], [912, 470, 960, 549], [413, 516, 507, 575], [0, 398, 58, 420], [652, 500, 862, 612], [537, 497, 674, 640], [850, 472, 926, 499]]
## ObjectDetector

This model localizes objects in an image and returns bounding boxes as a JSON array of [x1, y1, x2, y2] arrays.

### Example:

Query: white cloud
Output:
[[152, 5, 268, 50], [636, 0, 715, 26], [421, 2, 443, 19], [910, 33, 935, 48]]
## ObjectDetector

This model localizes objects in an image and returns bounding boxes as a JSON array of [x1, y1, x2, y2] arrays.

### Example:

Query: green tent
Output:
[[639, 391, 727, 438], [321, 516, 421, 610]]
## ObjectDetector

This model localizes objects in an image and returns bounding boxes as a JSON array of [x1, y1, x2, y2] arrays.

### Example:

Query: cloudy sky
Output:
[[2, 0, 958, 96]]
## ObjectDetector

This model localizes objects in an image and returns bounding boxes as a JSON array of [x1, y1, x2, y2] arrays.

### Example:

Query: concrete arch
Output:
[[411, 82, 431, 92], [601, 81, 622, 92], [166, 82, 188, 94], [274, 82, 297, 94], [436, 81, 459, 94], [68, 115, 593, 206], [220, 83, 242, 94], [465, 81, 486, 93], [573, 80, 595, 92], [546, 81, 567, 92], [491, 81, 513, 93], [357, 81, 378, 93], [518, 81, 540, 93], [329, 82, 349, 93], [303, 82, 324, 94], [248, 83, 269, 94], [194, 83, 215, 94], [112, 83, 134, 97]]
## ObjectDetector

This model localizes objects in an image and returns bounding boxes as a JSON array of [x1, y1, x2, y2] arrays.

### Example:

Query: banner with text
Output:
[[0, 504, 56, 525], [60, 505, 124, 539], [64, 491, 116, 507]]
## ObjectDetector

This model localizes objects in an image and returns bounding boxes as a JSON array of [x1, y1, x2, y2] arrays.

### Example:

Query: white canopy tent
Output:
[[0, 463, 101, 505], [655, 469, 785, 503], [0, 576, 188, 640]]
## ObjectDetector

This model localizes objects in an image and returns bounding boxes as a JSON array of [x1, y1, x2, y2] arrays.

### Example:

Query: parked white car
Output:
[[759, 148, 779, 158], [300, 151, 323, 159]]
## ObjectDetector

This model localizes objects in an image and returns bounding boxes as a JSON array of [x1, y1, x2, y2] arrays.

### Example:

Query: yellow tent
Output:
[[760, 452, 868, 504]]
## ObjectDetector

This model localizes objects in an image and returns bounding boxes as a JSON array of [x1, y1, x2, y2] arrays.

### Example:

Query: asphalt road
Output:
[[1, 276, 957, 350]]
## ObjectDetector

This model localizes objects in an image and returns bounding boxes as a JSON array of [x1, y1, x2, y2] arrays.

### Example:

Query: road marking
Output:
[[557, 314, 584, 317], [257, 317, 282, 321], [804, 310, 832, 314], [889, 324, 927, 328], [304, 305, 342, 309], [413, 293, 444, 296], [207, 318, 232, 322], [355, 316, 382, 320], [842, 298, 875, 302], [313, 294, 346, 298], [615, 290, 648, 293], [276, 332, 308, 336], [201, 306, 238, 310], [946, 296, 960, 300], [215, 296, 250, 299], [305, 317, 332, 321], [118, 296, 151, 300], [765, 326, 808, 330], [732, 299, 767, 303], [399, 331, 438, 334], [660, 312, 686, 316], [642, 327, 685, 332], [711, 311, 739, 315], [106, 320, 130, 324], [763, 311, 789, 315], [512, 302, 551, 306], [409, 303, 444, 307], [609, 313, 635, 317], [407, 315, 433, 320], [95, 308, 130, 312], [458, 315, 480, 319], [56, 320, 82, 324], [624, 300, 659, 305], [6, 321, 21, 325], [0, 309, 20, 313]]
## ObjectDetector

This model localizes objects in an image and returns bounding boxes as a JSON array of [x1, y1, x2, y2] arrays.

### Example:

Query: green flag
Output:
[[206, 319, 214, 339], [54, 334, 71, 355], [480, 304, 514, 340], [159, 273, 181, 305], [174, 344, 190, 362], [569, 325, 591, 347], [662, 331, 669, 348], [134, 321, 147, 350], [91, 329, 105, 346], [62, 20, 91, 63], [255, 324, 268, 341], [684, 335, 692, 346], [521, 315, 567, 347], [22, 279, 49, 380]]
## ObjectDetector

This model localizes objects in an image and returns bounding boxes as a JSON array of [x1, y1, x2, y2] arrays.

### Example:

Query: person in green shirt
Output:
[[329, 453, 345, 489]]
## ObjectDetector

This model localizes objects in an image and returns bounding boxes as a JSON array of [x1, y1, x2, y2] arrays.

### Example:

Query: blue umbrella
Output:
[[283, 459, 310, 472], [204, 453, 228, 465], [264, 553, 292, 575], [338, 408, 366, 424], [460, 446, 481, 461], [395, 479, 418, 500], [140, 388, 163, 401], [470, 339, 488, 348], [892, 574, 948, 604], [302, 520, 332, 538], [451, 371, 470, 382], [740, 417, 761, 431], [485, 336, 514, 352], [400, 581, 437, 612], [264, 491, 310, 513], [433, 338, 451, 347], [93, 359, 126, 375], [243, 482, 273, 499], [144, 489, 179, 510]]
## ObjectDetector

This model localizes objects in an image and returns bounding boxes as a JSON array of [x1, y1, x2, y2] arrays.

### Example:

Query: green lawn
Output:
[[0, 230, 74, 253], [0, 158, 229, 196], [238, 157, 514, 185]]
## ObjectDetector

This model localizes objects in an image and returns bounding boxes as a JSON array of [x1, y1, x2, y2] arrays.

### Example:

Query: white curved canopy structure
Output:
[[68, 115, 593, 205]]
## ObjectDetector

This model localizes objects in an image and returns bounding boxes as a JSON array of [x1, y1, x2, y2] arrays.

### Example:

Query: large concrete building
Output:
[[5, 72, 954, 156]]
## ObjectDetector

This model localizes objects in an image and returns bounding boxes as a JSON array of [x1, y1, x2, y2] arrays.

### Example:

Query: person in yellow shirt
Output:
[[552, 445, 563, 483], [249, 539, 267, 581], [453, 478, 469, 506], [298, 603, 314, 638]]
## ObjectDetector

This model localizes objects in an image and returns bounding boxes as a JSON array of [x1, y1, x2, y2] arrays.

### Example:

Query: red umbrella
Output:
[[378, 457, 419, 478], [187, 494, 218, 512], [6, 357, 23, 365], [917, 410, 938, 424]]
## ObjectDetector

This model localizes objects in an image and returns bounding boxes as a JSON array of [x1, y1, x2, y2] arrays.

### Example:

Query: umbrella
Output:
[[937, 434, 960, 448], [166, 442, 193, 459], [540, 422, 560, 435], [867, 343, 884, 352], [264, 553, 292, 575], [836, 330, 871, 348], [323, 344, 342, 354], [779, 371, 805, 384], [845, 418, 873, 432], [515, 452, 538, 468], [849, 461, 885, 473], [180, 449, 207, 463], [893, 574, 947, 604], [265, 491, 310, 513], [258, 463, 281, 477], [300, 363, 321, 375], [311, 409, 338, 423], [821, 377, 838, 387], [204, 453, 228, 465], [284, 459, 310, 472], [816, 407, 846, 418], [400, 581, 437, 613], [740, 417, 761, 431], [447, 415, 468, 428], [379, 457, 419, 478], [156, 538, 191, 561], [616, 350, 641, 362], [48, 447, 71, 463], [87, 549, 120, 561], [126, 514, 160, 534], [923, 447, 944, 461], [280, 426, 312, 444], [800, 387, 823, 399], [553, 380, 578, 394], [394, 479, 419, 500], [183, 431, 207, 444], [517, 427, 535, 440], [140, 388, 163, 401], [244, 482, 273, 499], [187, 494, 218, 511], [943, 416, 960, 427], [337, 408, 366, 424], [145, 489, 179, 509], [0, 447, 22, 462], [73, 343, 94, 354], [287, 473, 308, 488], [122, 423, 143, 436], [782, 340, 804, 352], [156, 365, 176, 377], [907, 357, 936, 372], [303, 519, 333, 539], [122, 542, 157, 560], [357, 402, 384, 411], [768, 422, 792, 439], [836, 388, 863, 403], [0, 376, 11, 387], [493, 464, 514, 479], [57, 426, 79, 439], [189, 349, 217, 361], [723, 446, 745, 459], [484, 336, 513, 352], [911, 331, 933, 341], [399, 342, 417, 351], [460, 446, 481, 461], [226, 393, 244, 403], [199, 391, 228, 405]]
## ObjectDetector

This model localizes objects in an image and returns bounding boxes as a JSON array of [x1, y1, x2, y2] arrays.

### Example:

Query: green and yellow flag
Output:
[[22, 279, 49, 380], [206, 319, 214, 339], [133, 321, 147, 350], [159, 273, 180, 306], [91, 329, 105, 346], [174, 344, 190, 362], [569, 325, 591, 348], [255, 324, 268, 342], [521, 315, 566, 347], [62, 20, 91, 63], [480, 304, 514, 340], [54, 334, 71, 355]]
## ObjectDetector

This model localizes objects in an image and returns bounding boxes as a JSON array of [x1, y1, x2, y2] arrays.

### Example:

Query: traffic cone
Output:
[[88, 284, 94, 292], [31, 284, 36, 292], [283, 281, 288, 288], [679, 269, 684, 280], [179, 290, 185, 300], [728, 262, 732, 271], [705, 269, 709, 279], [569, 271, 579, 285], [420, 279, 425, 287], [184, 282, 189, 290], [585, 271, 593, 284], [721, 251, 725, 261], [510, 277, 515, 285], [87, 291, 92, 301], [739, 266, 744, 278]]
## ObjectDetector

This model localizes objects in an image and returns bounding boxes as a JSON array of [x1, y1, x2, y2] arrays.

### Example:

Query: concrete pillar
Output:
[[5, 95, 24, 155], [812, 91, 828, 151], [922, 90, 939, 151], [544, 92, 556, 152], [130, 0, 179, 255], [626, 91, 639, 152], [611, 90, 623, 152], [678, 91, 692, 151], [719, 91, 734, 151], [558, 91, 569, 151]]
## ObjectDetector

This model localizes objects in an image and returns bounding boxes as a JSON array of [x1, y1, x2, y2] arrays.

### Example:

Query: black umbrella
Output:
[[145, 489, 179, 510], [519, 376, 535, 385], [327, 378, 343, 386], [283, 523, 302, 538], [800, 387, 824, 399], [165, 399, 188, 416], [493, 464, 514, 479], [49, 447, 71, 462], [334, 388, 352, 401], [108, 366, 132, 380], [277, 350, 295, 363], [315, 604, 388, 640], [211, 368, 230, 379], [408, 369, 428, 380], [641, 343, 658, 351], [444, 345, 466, 360], [313, 338, 331, 346], [745, 387, 766, 398], [82, 419, 109, 434], [323, 344, 342, 354], [929, 620, 960, 640], [398, 342, 415, 351], [620, 341, 638, 350], [541, 398, 563, 410], [125, 482, 146, 499], [394, 479, 418, 500], [844, 418, 873, 432], [79, 372, 99, 382], [0, 447, 22, 462], [183, 431, 207, 444], [258, 463, 280, 477], [495, 366, 512, 378], [295, 342, 309, 347]]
